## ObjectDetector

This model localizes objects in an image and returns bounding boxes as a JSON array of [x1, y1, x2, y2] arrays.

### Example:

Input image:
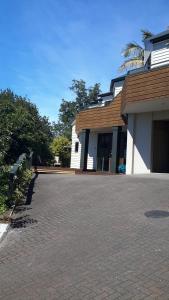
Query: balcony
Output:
[[121, 64, 169, 114], [76, 92, 125, 133]]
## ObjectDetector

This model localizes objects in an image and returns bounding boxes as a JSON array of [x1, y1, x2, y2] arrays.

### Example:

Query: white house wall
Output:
[[113, 81, 124, 97], [126, 113, 152, 174], [126, 114, 135, 175], [70, 124, 81, 169], [87, 132, 98, 170], [133, 113, 152, 174], [71, 126, 98, 170], [126, 110, 169, 174]]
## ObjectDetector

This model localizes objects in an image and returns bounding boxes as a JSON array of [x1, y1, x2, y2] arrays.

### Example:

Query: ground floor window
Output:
[[75, 142, 79, 152]]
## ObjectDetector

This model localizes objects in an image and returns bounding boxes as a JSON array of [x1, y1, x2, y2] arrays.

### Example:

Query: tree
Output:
[[53, 80, 101, 139], [70, 79, 88, 111], [0, 89, 53, 165], [50, 136, 71, 167], [52, 100, 77, 139], [0, 91, 15, 165], [119, 29, 153, 72]]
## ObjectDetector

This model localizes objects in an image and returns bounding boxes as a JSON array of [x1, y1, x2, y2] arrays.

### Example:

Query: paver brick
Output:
[[0, 173, 169, 299]]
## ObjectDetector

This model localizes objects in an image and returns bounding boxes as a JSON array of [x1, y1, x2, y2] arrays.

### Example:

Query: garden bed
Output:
[[0, 153, 33, 228], [0, 209, 13, 224]]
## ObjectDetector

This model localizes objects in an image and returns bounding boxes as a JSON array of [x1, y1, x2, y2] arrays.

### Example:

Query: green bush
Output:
[[50, 136, 71, 167], [0, 166, 9, 214], [0, 163, 33, 215], [11, 168, 32, 204], [0, 195, 8, 215]]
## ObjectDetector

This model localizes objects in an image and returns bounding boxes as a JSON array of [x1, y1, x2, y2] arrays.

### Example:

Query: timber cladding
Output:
[[76, 93, 125, 133], [121, 65, 169, 112]]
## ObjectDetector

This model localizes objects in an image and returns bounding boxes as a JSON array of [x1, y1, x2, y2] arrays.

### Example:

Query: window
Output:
[[75, 142, 79, 152]]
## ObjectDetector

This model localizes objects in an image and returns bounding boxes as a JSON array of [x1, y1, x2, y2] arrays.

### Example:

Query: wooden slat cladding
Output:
[[122, 65, 169, 112], [76, 93, 124, 132]]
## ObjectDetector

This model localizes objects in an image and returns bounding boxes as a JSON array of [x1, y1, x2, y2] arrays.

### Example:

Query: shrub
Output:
[[0, 163, 33, 215], [11, 168, 32, 205], [50, 136, 71, 167], [0, 166, 10, 214]]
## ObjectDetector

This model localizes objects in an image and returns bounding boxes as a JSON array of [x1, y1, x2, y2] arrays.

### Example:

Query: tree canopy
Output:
[[53, 80, 101, 139], [0, 89, 53, 165]]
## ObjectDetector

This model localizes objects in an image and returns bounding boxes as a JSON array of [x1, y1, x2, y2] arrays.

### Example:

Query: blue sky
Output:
[[0, 0, 169, 121]]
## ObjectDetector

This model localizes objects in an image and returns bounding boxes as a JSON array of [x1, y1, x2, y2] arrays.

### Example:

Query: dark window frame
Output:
[[75, 142, 79, 152]]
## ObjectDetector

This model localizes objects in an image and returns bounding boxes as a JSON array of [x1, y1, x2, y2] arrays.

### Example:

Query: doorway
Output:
[[97, 133, 112, 171], [152, 120, 169, 173]]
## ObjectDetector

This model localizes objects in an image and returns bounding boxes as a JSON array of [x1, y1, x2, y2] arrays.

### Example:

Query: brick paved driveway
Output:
[[1, 174, 169, 300]]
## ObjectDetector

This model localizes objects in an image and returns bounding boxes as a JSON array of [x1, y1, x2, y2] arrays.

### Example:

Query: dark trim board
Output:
[[145, 29, 169, 43], [83, 129, 90, 171], [110, 76, 126, 91], [99, 92, 113, 97]]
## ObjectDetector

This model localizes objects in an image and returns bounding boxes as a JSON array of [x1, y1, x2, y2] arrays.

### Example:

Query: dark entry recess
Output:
[[97, 133, 112, 171], [152, 120, 169, 173], [118, 130, 127, 165]]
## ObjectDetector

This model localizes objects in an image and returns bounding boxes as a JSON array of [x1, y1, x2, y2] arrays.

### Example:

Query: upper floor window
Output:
[[151, 39, 169, 69]]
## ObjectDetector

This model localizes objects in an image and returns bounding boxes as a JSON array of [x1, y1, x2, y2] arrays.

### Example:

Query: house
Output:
[[124, 30, 169, 174], [71, 29, 169, 174], [70, 76, 126, 173]]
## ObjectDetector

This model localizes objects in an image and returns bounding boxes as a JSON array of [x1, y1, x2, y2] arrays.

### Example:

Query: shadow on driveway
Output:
[[11, 215, 38, 228], [25, 172, 38, 205], [11, 173, 39, 229]]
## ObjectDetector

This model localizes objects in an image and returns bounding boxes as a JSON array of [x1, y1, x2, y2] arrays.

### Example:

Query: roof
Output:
[[145, 29, 169, 43], [99, 92, 113, 97], [110, 75, 126, 91]]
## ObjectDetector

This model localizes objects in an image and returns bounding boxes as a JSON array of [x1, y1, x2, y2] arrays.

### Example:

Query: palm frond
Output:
[[121, 42, 143, 58], [118, 57, 144, 72], [141, 29, 153, 41]]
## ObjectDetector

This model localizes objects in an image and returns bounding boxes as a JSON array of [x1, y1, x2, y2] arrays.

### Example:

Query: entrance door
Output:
[[152, 120, 169, 173], [97, 133, 112, 171]]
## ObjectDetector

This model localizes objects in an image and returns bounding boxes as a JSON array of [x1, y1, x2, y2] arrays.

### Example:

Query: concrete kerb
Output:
[[0, 223, 10, 243], [0, 205, 15, 243]]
